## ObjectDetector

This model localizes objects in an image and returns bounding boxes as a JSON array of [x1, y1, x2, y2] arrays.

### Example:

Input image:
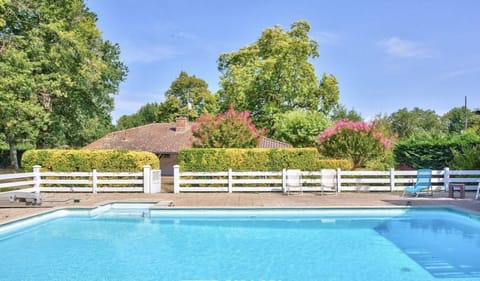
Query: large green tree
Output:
[[441, 107, 480, 135], [217, 20, 338, 130], [318, 73, 340, 115], [159, 71, 218, 121], [115, 71, 218, 129], [116, 103, 159, 130], [330, 104, 363, 121], [388, 107, 443, 139], [0, 0, 127, 167]]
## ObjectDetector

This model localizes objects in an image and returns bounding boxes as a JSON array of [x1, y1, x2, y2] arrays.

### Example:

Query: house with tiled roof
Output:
[[84, 117, 292, 175]]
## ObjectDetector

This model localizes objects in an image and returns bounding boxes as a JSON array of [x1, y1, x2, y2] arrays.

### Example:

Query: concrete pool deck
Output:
[[1, 191, 479, 224]]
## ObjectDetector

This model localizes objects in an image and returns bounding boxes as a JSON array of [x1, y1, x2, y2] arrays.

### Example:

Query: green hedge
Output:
[[21, 149, 160, 172], [178, 148, 353, 171], [393, 134, 480, 169]]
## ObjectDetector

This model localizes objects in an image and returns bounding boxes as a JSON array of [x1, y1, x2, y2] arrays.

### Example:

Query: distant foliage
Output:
[[192, 107, 264, 148], [317, 120, 393, 169], [388, 107, 443, 139], [115, 71, 218, 129], [330, 104, 363, 121], [441, 107, 480, 135], [116, 103, 160, 130], [160, 71, 218, 121]]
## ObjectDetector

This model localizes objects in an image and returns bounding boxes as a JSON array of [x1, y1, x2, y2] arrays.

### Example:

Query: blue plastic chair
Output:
[[403, 169, 433, 197]]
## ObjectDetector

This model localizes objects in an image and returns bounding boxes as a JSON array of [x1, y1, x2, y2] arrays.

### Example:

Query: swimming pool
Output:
[[0, 205, 479, 281]]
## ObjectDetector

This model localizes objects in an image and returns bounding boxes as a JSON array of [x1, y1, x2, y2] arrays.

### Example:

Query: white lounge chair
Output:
[[320, 169, 337, 195], [286, 169, 302, 195]]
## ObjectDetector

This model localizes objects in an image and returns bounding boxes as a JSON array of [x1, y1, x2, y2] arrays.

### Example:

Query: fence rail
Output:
[[2, 165, 479, 195], [173, 165, 480, 193], [0, 166, 162, 194]]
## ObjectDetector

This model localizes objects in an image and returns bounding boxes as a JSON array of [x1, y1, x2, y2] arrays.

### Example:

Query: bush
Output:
[[393, 134, 480, 169], [192, 106, 263, 148], [450, 145, 480, 170], [178, 148, 353, 171], [364, 150, 395, 171], [317, 120, 393, 169], [21, 149, 159, 172], [271, 110, 331, 147]]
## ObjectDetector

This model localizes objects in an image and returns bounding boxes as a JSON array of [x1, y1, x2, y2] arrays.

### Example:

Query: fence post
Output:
[[444, 167, 450, 192], [153, 169, 162, 193], [336, 168, 342, 193], [143, 165, 151, 194], [92, 169, 97, 194], [228, 168, 233, 193], [390, 168, 395, 192], [33, 165, 41, 195], [282, 169, 287, 193], [173, 165, 180, 194]]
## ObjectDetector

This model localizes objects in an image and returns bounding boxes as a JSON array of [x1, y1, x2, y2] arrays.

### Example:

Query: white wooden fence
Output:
[[173, 165, 480, 193], [2, 165, 479, 195], [0, 165, 162, 194]]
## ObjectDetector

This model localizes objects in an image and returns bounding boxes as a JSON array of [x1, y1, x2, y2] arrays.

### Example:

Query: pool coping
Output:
[[2, 201, 479, 229]]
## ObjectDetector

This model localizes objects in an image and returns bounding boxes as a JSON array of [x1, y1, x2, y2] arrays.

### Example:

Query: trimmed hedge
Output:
[[393, 134, 480, 169], [178, 148, 353, 171], [21, 149, 160, 172]]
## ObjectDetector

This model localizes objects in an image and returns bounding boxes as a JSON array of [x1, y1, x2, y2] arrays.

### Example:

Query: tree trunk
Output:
[[7, 133, 19, 169]]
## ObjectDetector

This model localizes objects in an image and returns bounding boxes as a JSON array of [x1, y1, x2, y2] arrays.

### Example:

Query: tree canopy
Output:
[[115, 71, 217, 130], [0, 0, 127, 167], [388, 107, 443, 139], [442, 107, 480, 135], [116, 103, 160, 130], [159, 71, 218, 122], [330, 104, 363, 122], [217, 20, 338, 130]]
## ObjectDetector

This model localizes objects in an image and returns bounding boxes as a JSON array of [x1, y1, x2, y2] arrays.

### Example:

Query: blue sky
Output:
[[86, 0, 480, 122]]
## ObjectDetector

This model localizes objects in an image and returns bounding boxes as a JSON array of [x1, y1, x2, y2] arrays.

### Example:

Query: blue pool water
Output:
[[0, 207, 479, 281]]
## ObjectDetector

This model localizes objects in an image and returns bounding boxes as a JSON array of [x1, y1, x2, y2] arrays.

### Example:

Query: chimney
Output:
[[176, 116, 188, 132]]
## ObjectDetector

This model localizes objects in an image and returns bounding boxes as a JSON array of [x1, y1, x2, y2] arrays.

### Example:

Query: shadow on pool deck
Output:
[[1, 191, 479, 224]]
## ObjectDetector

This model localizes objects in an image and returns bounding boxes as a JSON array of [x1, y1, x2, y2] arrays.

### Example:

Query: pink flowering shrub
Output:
[[317, 120, 393, 168], [192, 106, 264, 148]]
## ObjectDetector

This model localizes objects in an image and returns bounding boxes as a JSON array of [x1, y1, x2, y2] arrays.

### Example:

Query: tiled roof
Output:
[[258, 137, 293, 148], [83, 123, 192, 154], [84, 122, 292, 152]]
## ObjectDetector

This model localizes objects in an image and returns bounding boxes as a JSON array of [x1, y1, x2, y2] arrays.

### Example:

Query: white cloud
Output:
[[378, 37, 431, 58]]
